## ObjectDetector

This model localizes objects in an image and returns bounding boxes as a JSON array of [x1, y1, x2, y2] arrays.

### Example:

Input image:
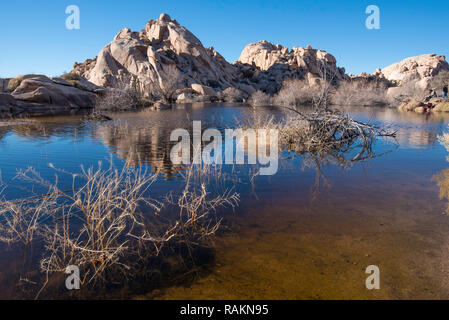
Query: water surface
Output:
[[1, 103, 449, 299]]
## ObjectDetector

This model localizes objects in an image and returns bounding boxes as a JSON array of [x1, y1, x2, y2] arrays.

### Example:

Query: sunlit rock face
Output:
[[72, 14, 350, 97], [238, 41, 345, 77], [73, 13, 238, 96], [381, 54, 449, 90], [236, 41, 348, 94], [0, 75, 100, 116], [93, 114, 186, 177]]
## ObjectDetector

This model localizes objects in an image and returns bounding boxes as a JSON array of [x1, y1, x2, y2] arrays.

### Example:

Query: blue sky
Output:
[[0, 0, 448, 78]]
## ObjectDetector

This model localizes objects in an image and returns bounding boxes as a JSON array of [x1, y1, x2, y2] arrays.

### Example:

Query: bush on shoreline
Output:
[[331, 80, 389, 106]]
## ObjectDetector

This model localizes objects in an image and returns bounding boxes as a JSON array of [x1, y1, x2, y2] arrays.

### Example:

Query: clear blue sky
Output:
[[1, 0, 448, 78]]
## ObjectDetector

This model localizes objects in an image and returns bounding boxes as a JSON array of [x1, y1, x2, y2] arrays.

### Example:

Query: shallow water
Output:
[[2, 103, 449, 299]]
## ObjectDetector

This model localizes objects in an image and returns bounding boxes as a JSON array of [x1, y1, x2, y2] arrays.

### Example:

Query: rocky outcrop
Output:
[[397, 99, 425, 112], [0, 79, 10, 93], [430, 97, 449, 112], [236, 41, 348, 94], [398, 97, 449, 113], [73, 13, 238, 98], [72, 14, 350, 98], [0, 75, 101, 117], [381, 54, 449, 90]]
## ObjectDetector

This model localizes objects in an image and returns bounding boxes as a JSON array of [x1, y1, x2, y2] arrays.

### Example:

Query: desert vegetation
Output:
[[331, 79, 389, 106], [60, 72, 82, 82], [248, 77, 394, 108], [6, 76, 23, 92], [243, 63, 396, 191], [95, 81, 148, 112], [148, 65, 184, 104], [217, 87, 244, 102], [272, 79, 322, 107], [430, 70, 449, 90], [248, 90, 271, 107], [0, 159, 239, 298]]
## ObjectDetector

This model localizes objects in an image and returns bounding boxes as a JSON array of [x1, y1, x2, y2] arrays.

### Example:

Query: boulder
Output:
[[12, 76, 97, 109], [398, 99, 424, 112], [430, 97, 449, 112], [176, 92, 193, 103], [380, 54, 449, 90], [238, 83, 256, 95], [0, 93, 17, 112], [236, 40, 347, 94], [0, 93, 16, 106], [0, 79, 9, 92], [0, 75, 101, 117], [414, 106, 425, 113], [191, 83, 216, 96], [73, 13, 238, 95]]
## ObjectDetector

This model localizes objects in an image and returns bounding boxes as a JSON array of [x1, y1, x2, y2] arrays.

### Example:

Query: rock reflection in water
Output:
[[95, 120, 184, 178]]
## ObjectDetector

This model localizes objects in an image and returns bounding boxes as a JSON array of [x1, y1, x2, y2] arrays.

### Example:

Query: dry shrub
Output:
[[149, 65, 183, 103], [95, 82, 146, 111], [386, 81, 426, 106], [239, 109, 396, 198], [60, 72, 82, 82], [218, 87, 244, 102], [0, 159, 240, 297], [273, 79, 321, 107], [431, 70, 449, 91], [248, 90, 271, 107], [331, 80, 388, 106], [242, 109, 394, 160], [7, 76, 23, 92]]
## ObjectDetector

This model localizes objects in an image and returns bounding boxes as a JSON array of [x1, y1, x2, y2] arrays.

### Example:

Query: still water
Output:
[[1, 103, 449, 299]]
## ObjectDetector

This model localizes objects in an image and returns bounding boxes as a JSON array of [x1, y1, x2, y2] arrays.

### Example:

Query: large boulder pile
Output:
[[381, 54, 449, 90], [73, 13, 238, 100], [0, 75, 102, 117], [236, 40, 348, 94], [72, 14, 350, 99]]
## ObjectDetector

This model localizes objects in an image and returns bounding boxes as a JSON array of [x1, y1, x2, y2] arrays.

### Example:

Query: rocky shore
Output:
[[0, 74, 104, 117]]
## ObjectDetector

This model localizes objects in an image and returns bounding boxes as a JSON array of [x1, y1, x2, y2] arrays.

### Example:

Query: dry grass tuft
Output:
[[331, 80, 389, 106], [0, 159, 240, 297], [95, 82, 147, 111]]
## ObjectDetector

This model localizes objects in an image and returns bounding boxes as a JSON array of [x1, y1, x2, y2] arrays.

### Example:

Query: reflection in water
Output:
[[95, 120, 183, 178], [1, 104, 449, 299], [434, 131, 449, 214]]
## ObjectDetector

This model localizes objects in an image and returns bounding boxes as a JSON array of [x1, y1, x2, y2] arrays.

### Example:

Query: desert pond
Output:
[[2, 103, 449, 299]]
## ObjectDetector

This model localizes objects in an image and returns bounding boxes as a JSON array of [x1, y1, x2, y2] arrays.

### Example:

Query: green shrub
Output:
[[7, 76, 23, 91], [60, 72, 82, 82]]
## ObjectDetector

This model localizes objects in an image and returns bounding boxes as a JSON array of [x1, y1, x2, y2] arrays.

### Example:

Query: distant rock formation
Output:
[[236, 40, 348, 94], [380, 54, 449, 90], [72, 13, 348, 99], [3, 13, 448, 115], [73, 13, 238, 99]]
